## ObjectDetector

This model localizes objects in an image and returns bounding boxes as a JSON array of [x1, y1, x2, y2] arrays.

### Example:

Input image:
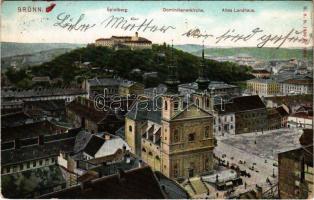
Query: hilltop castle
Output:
[[95, 32, 152, 50]]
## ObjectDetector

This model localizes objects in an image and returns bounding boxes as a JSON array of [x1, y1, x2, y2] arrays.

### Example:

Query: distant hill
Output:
[[174, 44, 204, 54], [5, 44, 254, 88], [1, 48, 75, 70], [193, 47, 313, 61], [1, 42, 85, 58]]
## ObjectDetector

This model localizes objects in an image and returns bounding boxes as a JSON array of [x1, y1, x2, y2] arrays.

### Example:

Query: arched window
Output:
[[164, 101, 168, 110], [174, 102, 179, 110], [173, 163, 178, 177], [204, 126, 209, 138], [174, 129, 179, 142], [206, 98, 210, 108]]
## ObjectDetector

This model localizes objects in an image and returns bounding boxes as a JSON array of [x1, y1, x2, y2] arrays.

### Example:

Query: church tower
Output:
[[162, 42, 184, 121], [160, 42, 215, 180], [192, 42, 214, 112]]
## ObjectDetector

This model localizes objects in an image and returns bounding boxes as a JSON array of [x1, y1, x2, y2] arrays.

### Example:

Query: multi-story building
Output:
[[251, 69, 272, 79], [247, 78, 281, 97], [143, 84, 167, 99], [213, 103, 236, 136], [1, 87, 87, 102], [82, 77, 144, 99], [275, 105, 290, 127], [125, 46, 216, 180], [232, 95, 267, 134], [287, 111, 313, 129], [278, 129, 313, 199], [66, 97, 134, 133], [266, 108, 282, 130], [178, 81, 240, 101], [95, 32, 152, 50], [280, 76, 313, 95]]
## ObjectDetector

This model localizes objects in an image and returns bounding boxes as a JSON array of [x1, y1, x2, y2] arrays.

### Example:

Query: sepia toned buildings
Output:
[[247, 78, 280, 97], [278, 129, 313, 199], [95, 32, 152, 50], [125, 45, 216, 180], [82, 77, 144, 99]]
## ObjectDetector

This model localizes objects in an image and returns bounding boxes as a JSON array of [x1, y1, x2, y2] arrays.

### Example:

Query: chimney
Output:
[[104, 134, 111, 141], [124, 151, 131, 164], [38, 135, 44, 145], [138, 159, 144, 168], [122, 144, 127, 153], [14, 138, 21, 149]]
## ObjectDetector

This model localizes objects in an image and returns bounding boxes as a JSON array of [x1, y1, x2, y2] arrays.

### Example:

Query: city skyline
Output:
[[1, 1, 312, 48]]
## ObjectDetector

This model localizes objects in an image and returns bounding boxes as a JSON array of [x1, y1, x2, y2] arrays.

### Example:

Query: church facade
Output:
[[125, 44, 216, 180]]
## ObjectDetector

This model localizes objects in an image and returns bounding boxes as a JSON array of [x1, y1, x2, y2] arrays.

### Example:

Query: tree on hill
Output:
[[6, 45, 254, 88]]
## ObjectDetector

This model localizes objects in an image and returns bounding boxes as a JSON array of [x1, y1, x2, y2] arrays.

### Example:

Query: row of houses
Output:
[[247, 76, 313, 97]]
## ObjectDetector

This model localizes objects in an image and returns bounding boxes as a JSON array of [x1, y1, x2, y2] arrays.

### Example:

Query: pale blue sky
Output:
[[1, 1, 312, 47]]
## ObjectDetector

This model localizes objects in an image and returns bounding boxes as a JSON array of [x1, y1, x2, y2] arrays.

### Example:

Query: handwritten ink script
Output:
[[53, 12, 310, 48]]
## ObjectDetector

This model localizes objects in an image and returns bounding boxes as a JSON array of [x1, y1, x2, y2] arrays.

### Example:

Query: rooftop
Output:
[[2, 120, 61, 143], [2, 87, 87, 99], [40, 166, 166, 199], [1, 128, 81, 166], [126, 98, 162, 124], [214, 95, 266, 113]]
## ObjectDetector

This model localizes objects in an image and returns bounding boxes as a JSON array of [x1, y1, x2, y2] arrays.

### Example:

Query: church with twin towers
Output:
[[125, 43, 217, 180]]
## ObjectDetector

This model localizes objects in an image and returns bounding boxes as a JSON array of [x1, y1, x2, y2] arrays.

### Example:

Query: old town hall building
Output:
[[125, 45, 216, 180]]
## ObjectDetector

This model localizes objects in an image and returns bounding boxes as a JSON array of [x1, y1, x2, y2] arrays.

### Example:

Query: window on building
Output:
[[204, 158, 209, 170], [33, 161, 36, 167], [218, 126, 221, 131], [196, 99, 200, 107], [230, 125, 234, 129], [20, 164, 24, 170], [225, 116, 227, 122], [174, 102, 179, 110], [13, 166, 17, 173], [51, 158, 55, 163], [39, 160, 43, 166], [164, 101, 168, 110], [174, 129, 179, 142], [45, 159, 49, 165], [188, 133, 195, 142], [129, 125, 132, 132], [206, 98, 210, 108], [204, 126, 210, 138], [27, 162, 30, 168], [231, 116, 233, 121], [173, 163, 178, 178]]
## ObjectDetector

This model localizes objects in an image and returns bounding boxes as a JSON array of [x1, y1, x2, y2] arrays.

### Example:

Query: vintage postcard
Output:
[[1, 0, 313, 199]]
